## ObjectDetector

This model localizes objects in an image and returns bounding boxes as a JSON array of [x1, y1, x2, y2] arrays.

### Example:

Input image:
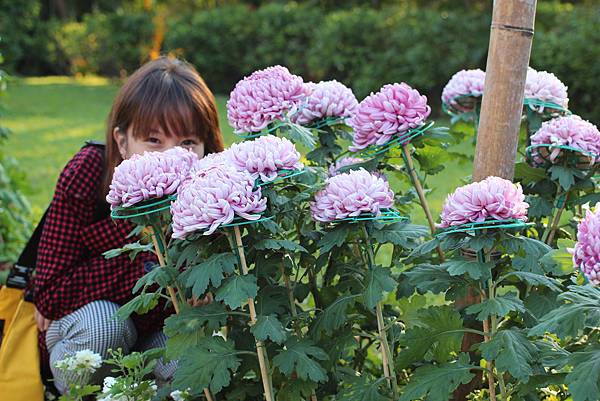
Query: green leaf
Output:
[[498, 271, 561, 292], [273, 338, 329, 383], [102, 241, 153, 260], [254, 239, 308, 253], [132, 264, 177, 293], [311, 294, 359, 336], [526, 195, 554, 218], [399, 353, 475, 401], [337, 376, 389, 401], [565, 348, 600, 401], [515, 162, 548, 185], [174, 336, 241, 394], [466, 293, 525, 321], [251, 315, 288, 344], [404, 263, 461, 294], [572, 192, 600, 206], [549, 165, 576, 190], [442, 258, 493, 281], [278, 379, 318, 401], [370, 223, 428, 248], [480, 328, 538, 382], [511, 236, 552, 274], [183, 252, 237, 297], [284, 121, 317, 149], [115, 293, 160, 321], [530, 284, 600, 339], [216, 274, 259, 309], [164, 303, 229, 335], [317, 225, 350, 253], [363, 266, 396, 309]]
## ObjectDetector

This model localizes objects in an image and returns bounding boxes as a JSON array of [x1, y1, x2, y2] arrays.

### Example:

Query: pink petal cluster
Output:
[[226, 135, 303, 182], [106, 147, 198, 209], [525, 68, 569, 110], [441, 69, 486, 112], [573, 205, 600, 285], [349, 83, 431, 151], [311, 168, 394, 222], [293, 80, 358, 125], [328, 157, 365, 176], [171, 164, 267, 238], [226, 66, 309, 134], [530, 115, 600, 165], [438, 176, 529, 228]]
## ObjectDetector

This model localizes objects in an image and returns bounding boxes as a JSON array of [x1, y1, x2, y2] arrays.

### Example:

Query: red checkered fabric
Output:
[[34, 145, 170, 331]]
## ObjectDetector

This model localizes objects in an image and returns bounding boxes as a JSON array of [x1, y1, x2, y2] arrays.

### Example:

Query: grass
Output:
[[3, 76, 474, 226]]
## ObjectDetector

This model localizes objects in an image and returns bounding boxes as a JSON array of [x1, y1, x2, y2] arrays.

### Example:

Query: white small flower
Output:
[[73, 349, 103, 372], [54, 356, 74, 371], [170, 389, 191, 401], [102, 376, 117, 392]]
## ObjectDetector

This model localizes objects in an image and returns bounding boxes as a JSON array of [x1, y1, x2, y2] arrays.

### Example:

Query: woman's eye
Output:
[[147, 137, 161, 144], [181, 139, 197, 146]]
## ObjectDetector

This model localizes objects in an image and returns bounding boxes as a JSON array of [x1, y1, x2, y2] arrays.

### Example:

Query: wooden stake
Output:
[[233, 226, 275, 401], [402, 145, 445, 261]]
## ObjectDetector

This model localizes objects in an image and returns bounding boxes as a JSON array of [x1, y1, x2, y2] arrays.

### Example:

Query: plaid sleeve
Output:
[[34, 146, 156, 320]]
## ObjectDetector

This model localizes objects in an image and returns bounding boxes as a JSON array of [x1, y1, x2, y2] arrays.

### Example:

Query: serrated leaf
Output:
[[115, 293, 160, 321], [406, 238, 441, 260], [164, 303, 229, 336], [530, 284, 600, 339], [466, 293, 525, 321], [254, 239, 307, 253], [216, 274, 259, 309], [337, 376, 389, 401], [442, 258, 493, 281], [363, 266, 396, 309], [132, 264, 177, 293], [278, 379, 318, 401], [399, 353, 475, 401], [317, 225, 350, 253], [511, 236, 552, 274], [404, 263, 461, 294], [251, 315, 287, 344], [312, 294, 359, 336], [565, 348, 600, 401], [480, 328, 538, 382], [102, 241, 154, 260], [498, 271, 561, 292], [549, 165, 576, 190], [273, 338, 329, 383], [370, 223, 428, 248], [183, 252, 237, 296], [256, 285, 289, 316], [283, 121, 317, 149], [515, 162, 548, 185], [174, 336, 241, 394]]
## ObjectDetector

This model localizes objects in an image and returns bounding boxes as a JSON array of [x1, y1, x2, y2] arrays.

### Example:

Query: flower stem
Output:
[[544, 190, 568, 245], [401, 144, 445, 261], [478, 250, 497, 401], [233, 226, 275, 401], [148, 224, 180, 314]]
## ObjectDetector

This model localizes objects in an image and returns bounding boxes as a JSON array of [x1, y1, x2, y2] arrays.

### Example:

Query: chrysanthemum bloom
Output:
[[226, 135, 303, 182], [171, 164, 267, 238], [311, 168, 394, 222], [226, 65, 309, 134], [349, 83, 431, 151], [441, 69, 486, 112], [106, 147, 198, 209], [438, 176, 529, 228], [328, 157, 365, 176], [524, 68, 569, 111], [293, 80, 358, 125], [529, 115, 600, 165], [573, 205, 600, 285]]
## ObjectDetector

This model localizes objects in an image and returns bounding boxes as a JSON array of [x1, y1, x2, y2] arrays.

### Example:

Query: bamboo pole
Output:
[[455, 2, 537, 400], [233, 226, 275, 401]]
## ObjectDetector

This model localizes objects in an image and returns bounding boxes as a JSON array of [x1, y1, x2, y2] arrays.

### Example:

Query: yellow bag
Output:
[[0, 286, 44, 401]]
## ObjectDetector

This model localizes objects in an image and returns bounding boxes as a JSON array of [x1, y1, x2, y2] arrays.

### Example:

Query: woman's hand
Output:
[[188, 292, 213, 307], [34, 307, 52, 332]]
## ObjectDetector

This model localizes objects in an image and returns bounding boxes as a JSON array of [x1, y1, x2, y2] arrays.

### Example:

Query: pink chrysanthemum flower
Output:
[[525, 68, 569, 111], [171, 164, 267, 238], [529, 115, 600, 165], [438, 176, 529, 228], [311, 168, 394, 222], [226, 65, 309, 134], [106, 147, 198, 209], [349, 83, 431, 151], [328, 157, 365, 176], [441, 69, 486, 112], [573, 205, 600, 285], [226, 135, 303, 182], [293, 80, 358, 126]]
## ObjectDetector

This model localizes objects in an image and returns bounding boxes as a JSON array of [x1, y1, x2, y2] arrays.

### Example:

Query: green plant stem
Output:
[[148, 223, 180, 314], [362, 225, 399, 399]]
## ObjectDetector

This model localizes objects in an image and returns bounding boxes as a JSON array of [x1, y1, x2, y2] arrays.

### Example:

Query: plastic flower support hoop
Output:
[[525, 144, 597, 168], [358, 121, 436, 158], [330, 209, 408, 224], [110, 195, 176, 220], [523, 98, 571, 115], [255, 169, 307, 187], [435, 219, 532, 237]]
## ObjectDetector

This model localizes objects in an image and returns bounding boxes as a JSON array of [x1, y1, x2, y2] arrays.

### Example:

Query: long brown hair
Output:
[[102, 56, 224, 197]]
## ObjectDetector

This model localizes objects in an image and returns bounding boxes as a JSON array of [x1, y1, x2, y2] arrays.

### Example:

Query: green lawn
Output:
[[3, 76, 474, 226]]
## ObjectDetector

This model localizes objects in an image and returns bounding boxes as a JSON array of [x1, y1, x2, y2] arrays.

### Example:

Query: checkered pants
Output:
[[46, 300, 176, 394]]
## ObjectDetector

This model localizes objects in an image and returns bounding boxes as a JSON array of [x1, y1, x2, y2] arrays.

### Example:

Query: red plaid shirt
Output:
[[34, 145, 170, 332]]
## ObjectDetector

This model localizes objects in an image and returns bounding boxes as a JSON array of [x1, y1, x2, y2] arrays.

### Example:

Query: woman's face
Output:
[[113, 125, 205, 159]]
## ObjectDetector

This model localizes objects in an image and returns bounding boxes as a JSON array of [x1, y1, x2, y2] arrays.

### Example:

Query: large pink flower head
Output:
[[441, 69, 486, 112], [293, 80, 358, 125], [310, 168, 394, 223], [573, 205, 600, 285], [226, 135, 303, 182], [438, 176, 529, 228], [349, 83, 431, 152], [226, 66, 309, 134], [525, 68, 569, 111], [106, 147, 198, 209], [171, 164, 267, 238], [529, 115, 600, 165]]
